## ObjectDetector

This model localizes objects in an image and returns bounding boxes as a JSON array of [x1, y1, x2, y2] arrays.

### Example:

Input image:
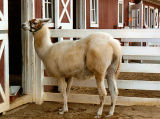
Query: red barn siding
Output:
[[35, 0, 42, 18], [0, 0, 3, 14]]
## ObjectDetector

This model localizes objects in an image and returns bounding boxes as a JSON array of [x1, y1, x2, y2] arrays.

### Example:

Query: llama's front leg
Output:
[[106, 74, 118, 117], [95, 75, 106, 118], [58, 78, 68, 115]]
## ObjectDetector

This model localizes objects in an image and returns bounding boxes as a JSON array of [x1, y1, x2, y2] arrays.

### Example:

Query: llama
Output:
[[22, 19, 122, 118]]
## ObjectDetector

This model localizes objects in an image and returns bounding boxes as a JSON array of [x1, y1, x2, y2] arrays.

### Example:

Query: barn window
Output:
[[43, 0, 55, 27], [118, 0, 124, 27], [43, 0, 55, 25], [90, 0, 99, 27], [144, 5, 148, 28]]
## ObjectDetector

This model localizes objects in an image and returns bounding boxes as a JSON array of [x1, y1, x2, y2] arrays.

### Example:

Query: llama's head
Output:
[[22, 18, 50, 33]]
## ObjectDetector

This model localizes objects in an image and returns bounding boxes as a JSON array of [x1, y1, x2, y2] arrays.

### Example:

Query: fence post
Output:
[[124, 42, 129, 63], [35, 55, 44, 105]]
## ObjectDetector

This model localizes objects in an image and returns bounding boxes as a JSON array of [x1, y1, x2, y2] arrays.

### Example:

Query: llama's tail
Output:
[[106, 39, 122, 79]]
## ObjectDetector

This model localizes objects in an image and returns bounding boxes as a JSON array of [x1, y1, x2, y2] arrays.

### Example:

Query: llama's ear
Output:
[[39, 18, 50, 23]]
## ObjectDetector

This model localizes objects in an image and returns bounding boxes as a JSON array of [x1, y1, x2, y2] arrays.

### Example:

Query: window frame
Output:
[[90, 0, 99, 27], [118, 0, 124, 27], [144, 5, 148, 28], [42, 0, 54, 27]]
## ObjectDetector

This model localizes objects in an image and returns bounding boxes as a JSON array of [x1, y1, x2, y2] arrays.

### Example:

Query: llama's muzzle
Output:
[[21, 23, 29, 31]]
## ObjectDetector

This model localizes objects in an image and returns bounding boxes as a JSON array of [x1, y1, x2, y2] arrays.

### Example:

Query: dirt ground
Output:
[[1, 73, 160, 119], [1, 102, 160, 119]]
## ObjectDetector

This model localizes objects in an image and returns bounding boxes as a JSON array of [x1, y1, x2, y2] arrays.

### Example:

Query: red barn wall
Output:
[[0, 0, 3, 14], [35, 0, 42, 18]]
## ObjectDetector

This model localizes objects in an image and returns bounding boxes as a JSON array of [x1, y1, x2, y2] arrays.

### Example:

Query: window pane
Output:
[[137, 9, 140, 26], [92, 0, 95, 10], [92, 10, 95, 22], [145, 8, 148, 25], [45, 3, 48, 18], [132, 10, 136, 27], [150, 9, 154, 28], [48, 4, 52, 18], [95, 0, 97, 23], [119, 3, 122, 23]]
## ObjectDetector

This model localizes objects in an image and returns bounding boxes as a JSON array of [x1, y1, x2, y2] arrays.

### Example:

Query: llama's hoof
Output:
[[59, 111, 64, 115], [58, 108, 68, 115], [105, 114, 113, 118], [94, 115, 101, 118]]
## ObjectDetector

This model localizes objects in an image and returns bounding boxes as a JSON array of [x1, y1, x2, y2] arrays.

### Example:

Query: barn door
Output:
[[0, 0, 9, 113], [55, 0, 73, 29]]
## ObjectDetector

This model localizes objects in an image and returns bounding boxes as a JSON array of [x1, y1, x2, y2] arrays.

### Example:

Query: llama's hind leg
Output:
[[66, 78, 73, 95], [106, 74, 118, 117], [95, 74, 107, 118], [58, 78, 68, 114]]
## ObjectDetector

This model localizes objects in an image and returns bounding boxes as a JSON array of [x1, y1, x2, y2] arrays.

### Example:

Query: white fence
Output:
[[37, 29, 160, 106]]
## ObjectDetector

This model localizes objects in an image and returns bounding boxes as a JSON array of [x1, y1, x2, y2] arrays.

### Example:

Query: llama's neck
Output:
[[33, 25, 52, 59]]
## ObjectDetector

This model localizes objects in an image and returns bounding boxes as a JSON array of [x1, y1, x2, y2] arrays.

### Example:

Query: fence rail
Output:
[[50, 29, 160, 38]]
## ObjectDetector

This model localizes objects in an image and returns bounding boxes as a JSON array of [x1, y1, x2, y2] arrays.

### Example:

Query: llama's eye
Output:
[[34, 22, 38, 25]]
